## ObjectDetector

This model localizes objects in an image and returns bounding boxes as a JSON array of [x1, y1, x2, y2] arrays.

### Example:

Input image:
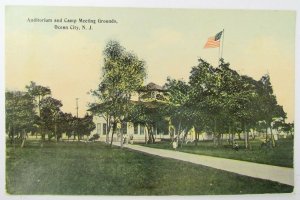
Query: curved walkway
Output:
[[114, 142, 294, 186]]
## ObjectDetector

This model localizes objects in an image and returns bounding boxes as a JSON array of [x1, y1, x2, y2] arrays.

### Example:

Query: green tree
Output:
[[89, 40, 146, 147], [128, 100, 169, 144], [234, 75, 260, 148], [5, 91, 36, 147], [281, 122, 294, 136], [256, 74, 286, 147], [40, 97, 63, 142], [164, 78, 193, 146], [54, 111, 76, 142], [188, 58, 260, 148], [75, 114, 96, 140], [88, 98, 112, 144], [189, 58, 224, 145], [63, 113, 76, 140], [26, 81, 51, 142], [214, 60, 241, 145]]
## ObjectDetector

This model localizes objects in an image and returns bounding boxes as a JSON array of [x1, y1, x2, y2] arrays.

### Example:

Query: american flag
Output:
[[204, 31, 223, 48]]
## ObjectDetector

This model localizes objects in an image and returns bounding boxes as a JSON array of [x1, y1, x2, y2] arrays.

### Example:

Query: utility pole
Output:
[[76, 98, 79, 118]]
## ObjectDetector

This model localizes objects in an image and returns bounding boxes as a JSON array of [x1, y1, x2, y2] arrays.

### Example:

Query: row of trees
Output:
[[164, 58, 288, 148], [5, 81, 95, 147], [90, 40, 293, 149], [6, 41, 291, 149]]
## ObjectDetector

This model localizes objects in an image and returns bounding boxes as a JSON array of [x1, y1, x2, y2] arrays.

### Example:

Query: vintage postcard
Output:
[[2, 2, 297, 198]]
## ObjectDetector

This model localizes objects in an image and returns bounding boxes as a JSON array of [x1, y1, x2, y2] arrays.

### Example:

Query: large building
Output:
[[89, 82, 195, 143]]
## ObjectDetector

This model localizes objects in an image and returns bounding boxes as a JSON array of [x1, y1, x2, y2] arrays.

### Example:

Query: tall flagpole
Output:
[[218, 39, 221, 66], [221, 29, 225, 59]]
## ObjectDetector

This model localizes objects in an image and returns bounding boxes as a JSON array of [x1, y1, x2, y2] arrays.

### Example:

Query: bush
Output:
[[89, 134, 100, 141]]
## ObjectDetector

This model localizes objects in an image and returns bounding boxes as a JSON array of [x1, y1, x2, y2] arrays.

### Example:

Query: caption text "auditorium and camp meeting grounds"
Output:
[[27, 17, 118, 31]]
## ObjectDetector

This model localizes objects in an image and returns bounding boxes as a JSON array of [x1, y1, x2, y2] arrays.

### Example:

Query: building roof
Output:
[[139, 82, 166, 92]]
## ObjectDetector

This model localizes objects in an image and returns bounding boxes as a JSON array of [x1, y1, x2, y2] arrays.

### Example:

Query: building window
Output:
[[97, 123, 101, 135], [103, 123, 107, 135], [140, 124, 145, 135], [134, 123, 138, 134]]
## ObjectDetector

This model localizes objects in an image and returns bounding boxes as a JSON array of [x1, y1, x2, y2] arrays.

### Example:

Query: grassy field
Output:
[[6, 140, 293, 195], [141, 138, 294, 168]]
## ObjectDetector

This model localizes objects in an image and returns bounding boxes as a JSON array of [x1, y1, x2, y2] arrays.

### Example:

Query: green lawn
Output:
[[6, 140, 293, 195], [141, 138, 294, 168]]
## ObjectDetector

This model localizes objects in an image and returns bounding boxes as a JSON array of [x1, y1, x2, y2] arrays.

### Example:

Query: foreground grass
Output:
[[6, 140, 293, 195], [141, 138, 294, 168]]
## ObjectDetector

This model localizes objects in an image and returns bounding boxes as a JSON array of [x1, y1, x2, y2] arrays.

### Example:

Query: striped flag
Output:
[[204, 31, 223, 48]]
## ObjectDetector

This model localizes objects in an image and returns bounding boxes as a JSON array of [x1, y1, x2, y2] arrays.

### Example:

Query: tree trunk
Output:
[[151, 133, 155, 144], [147, 126, 154, 144], [177, 121, 181, 147], [228, 125, 232, 146], [21, 130, 26, 148], [78, 132, 80, 141], [238, 132, 241, 140], [41, 128, 45, 148], [151, 125, 155, 144], [244, 123, 248, 149], [213, 118, 217, 146], [253, 129, 256, 140], [110, 122, 117, 147], [38, 96, 43, 147], [106, 124, 111, 144], [221, 133, 223, 145], [120, 123, 124, 148], [106, 117, 111, 144], [10, 126, 14, 145], [195, 132, 198, 146], [181, 130, 188, 148], [270, 125, 275, 148], [55, 120, 58, 142], [230, 124, 235, 148], [213, 133, 218, 146], [147, 126, 151, 143], [145, 126, 148, 144], [247, 125, 252, 150]]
